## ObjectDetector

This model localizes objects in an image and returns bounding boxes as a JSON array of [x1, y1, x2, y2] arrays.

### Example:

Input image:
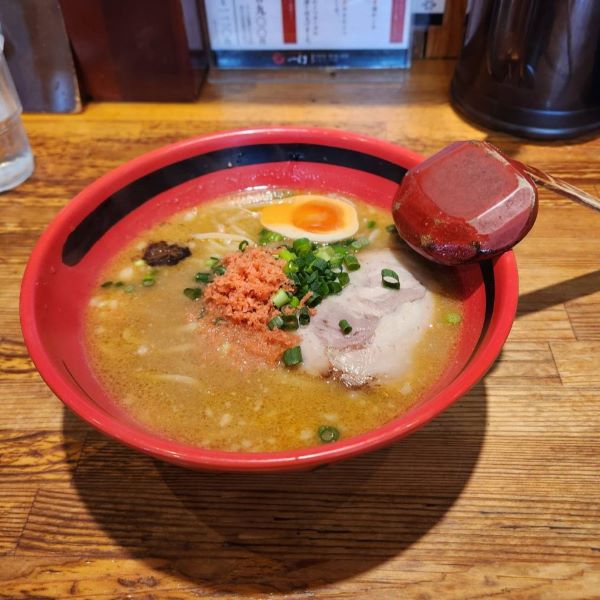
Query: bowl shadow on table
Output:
[[63, 383, 488, 594]]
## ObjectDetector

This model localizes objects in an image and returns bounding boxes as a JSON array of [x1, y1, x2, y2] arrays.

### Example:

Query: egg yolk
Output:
[[291, 200, 342, 233]]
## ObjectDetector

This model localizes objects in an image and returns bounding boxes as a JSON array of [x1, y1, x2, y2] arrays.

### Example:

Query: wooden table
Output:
[[2, 61, 600, 599]]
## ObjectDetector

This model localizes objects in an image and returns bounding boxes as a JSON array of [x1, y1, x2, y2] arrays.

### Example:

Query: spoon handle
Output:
[[522, 164, 600, 212]]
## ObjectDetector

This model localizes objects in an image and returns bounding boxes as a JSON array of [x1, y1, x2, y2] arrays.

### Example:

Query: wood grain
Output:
[[425, 0, 468, 58], [1, 61, 599, 598]]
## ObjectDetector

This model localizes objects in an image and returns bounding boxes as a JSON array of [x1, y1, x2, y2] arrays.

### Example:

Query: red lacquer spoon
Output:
[[392, 141, 600, 266]]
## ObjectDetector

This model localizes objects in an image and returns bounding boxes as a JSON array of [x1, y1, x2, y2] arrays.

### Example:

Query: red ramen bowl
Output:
[[20, 127, 518, 472]]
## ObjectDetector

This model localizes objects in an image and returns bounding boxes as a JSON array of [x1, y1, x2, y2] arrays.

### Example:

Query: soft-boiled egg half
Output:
[[259, 194, 359, 242]]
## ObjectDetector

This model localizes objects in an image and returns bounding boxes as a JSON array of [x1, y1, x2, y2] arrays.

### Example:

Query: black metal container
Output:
[[451, 0, 600, 140]]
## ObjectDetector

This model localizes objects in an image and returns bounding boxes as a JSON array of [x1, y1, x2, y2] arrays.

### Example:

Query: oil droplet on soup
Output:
[[85, 190, 464, 452]]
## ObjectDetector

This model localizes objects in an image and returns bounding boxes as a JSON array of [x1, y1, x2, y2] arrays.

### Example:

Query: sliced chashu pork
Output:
[[300, 247, 434, 387]]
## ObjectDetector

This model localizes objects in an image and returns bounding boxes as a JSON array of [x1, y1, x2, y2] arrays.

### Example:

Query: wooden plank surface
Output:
[[425, 0, 468, 58], [2, 60, 599, 599]]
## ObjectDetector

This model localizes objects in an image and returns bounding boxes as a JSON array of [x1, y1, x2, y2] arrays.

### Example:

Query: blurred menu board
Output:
[[204, 0, 412, 68]]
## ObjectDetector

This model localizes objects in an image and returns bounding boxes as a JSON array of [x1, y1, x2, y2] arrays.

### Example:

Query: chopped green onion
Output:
[[312, 281, 329, 297], [329, 281, 342, 294], [302, 253, 318, 268], [258, 228, 284, 245], [263, 226, 369, 316], [142, 277, 155, 287], [114, 281, 125, 288], [350, 236, 369, 251], [213, 265, 226, 276], [100, 281, 113, 288], [367, 220, 376, 229], [268, 315, 284, 330], [386, 224, 397, 233], [284, 260, 299, 275], [281, 314, 299, 331], [298, 307, 310, 326], [278, 248, 297, 262], [381, 268, 400, 289], [238, 240, 249, 252], [318, 425, 340, 443], [315, 245, 336, 261], [338, 272, 350, 287], [293, 238, 312, 255], [339, 319, 352, 334], [282, 346, 303, 366], [344, 255, 360, 271], [446, 311, 462, 325], [124, 284, 135, 293], [307, 294, 322, 308], [183, 287, 202, 300], [272, 289, 290, 308], [206, 257, 220, 268], [329, 256, 343, 269], [194, 272, 212, 283], [311, 257, 328, 272]]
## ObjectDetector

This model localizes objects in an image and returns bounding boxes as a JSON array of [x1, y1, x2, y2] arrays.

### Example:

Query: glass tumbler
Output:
[[0, 32, 34, 191]]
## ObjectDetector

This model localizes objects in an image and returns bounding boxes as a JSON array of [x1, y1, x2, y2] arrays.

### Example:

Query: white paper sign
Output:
[[205, 0, 411, 51]]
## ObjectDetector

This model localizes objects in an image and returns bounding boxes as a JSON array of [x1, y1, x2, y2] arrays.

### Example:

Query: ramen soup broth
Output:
[[86, 190, 464, 452]]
